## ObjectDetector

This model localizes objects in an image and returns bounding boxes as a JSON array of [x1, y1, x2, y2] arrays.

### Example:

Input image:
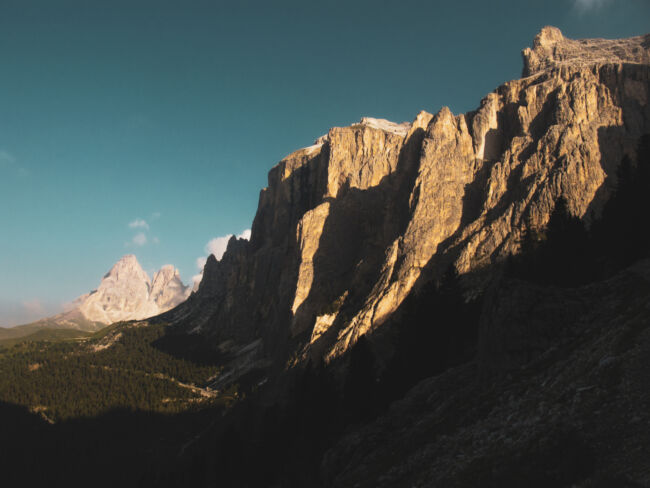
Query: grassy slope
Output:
[[0, 314, 105, 343], [0, 328, 93, 348]]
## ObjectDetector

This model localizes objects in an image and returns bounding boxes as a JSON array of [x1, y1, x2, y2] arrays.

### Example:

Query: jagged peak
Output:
[[534, 26, 564, 48], [413, 110, 434, 126], [104, 254, 149, 282], [118, 253, 138, 262], [110, 254, 140, 270], [427, 106, 460, 136], [522, 26, 650, 77], [153, 264, 179, 278]]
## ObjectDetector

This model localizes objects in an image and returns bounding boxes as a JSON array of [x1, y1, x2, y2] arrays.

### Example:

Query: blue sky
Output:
[[0, 0, 648, 326]]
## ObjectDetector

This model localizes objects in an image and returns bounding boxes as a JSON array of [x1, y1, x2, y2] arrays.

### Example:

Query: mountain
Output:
[[1, 27, 649, 488], [0, 255, 190, 343], [149, 27, 650, 486], [164, 27, 650, 375], [78, 255, 189, 324]]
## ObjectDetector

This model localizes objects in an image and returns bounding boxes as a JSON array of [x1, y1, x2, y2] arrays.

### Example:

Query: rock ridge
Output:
[[522, 26, 650, 77], [166, 27, 650, 369]]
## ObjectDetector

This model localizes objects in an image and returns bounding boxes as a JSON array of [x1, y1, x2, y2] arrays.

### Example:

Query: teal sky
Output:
[[1, 0, 648, 326]]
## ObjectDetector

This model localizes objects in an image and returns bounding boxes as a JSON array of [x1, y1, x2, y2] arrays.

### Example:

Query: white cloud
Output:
[[191, 273, 203, 290], [192, 257, 207, 289], [128, 218, 149, 230], [238, 229, 252, 240], [132, 232, 147, 246], [574, 0, 609, 11], [205, 236, 231, 261], [191, 256, 209, 290]]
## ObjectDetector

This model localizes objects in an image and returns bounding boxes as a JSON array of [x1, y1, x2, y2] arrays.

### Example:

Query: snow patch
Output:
[[358, 117, 411, 136]]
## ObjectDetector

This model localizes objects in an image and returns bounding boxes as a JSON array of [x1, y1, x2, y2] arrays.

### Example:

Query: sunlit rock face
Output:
[[168, 27, 650, 365], [151, 265, 189, 311], [77, 255, 189, 324]]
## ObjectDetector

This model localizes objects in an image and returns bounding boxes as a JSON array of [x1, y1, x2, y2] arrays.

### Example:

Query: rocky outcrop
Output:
[[168, 27, 650, 367], [522, 26, 650, 77]]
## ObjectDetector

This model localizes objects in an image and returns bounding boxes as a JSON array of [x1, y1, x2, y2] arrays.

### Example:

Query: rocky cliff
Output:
[[166, 27, 650, 369]]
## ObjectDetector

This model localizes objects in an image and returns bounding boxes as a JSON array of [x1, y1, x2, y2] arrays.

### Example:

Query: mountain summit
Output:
[[0, 255, 190, 342], [77, 255, 189, 324]]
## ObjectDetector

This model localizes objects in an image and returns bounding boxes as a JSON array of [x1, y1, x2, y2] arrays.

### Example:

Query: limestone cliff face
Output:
[[169, 27, 650, 365]]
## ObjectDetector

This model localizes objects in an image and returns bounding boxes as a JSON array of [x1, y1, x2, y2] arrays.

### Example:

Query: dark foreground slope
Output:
[[2, 236, 648, 488], [322, 260, 650, 487]]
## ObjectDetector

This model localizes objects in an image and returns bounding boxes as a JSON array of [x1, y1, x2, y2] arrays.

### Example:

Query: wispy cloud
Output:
[[192, 229, 251, 290], [125, 113, 154, 131], [0, 150, 16, 166], [128, 218, 149, 230], [126, 218, 159, 247], [0, 149, 30, 176], [132, 232, 147, 246], [0, 299, 63, 327], [574, 0, 609, 12], [151, 212, 161, 220]]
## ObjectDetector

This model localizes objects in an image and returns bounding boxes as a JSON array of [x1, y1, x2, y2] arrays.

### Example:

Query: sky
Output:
[[0, 0, 648, 326]]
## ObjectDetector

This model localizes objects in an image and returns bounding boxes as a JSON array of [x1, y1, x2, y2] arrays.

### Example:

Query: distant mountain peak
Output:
[[101, 254, 151, 286], [77, 255, 189, 324]]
